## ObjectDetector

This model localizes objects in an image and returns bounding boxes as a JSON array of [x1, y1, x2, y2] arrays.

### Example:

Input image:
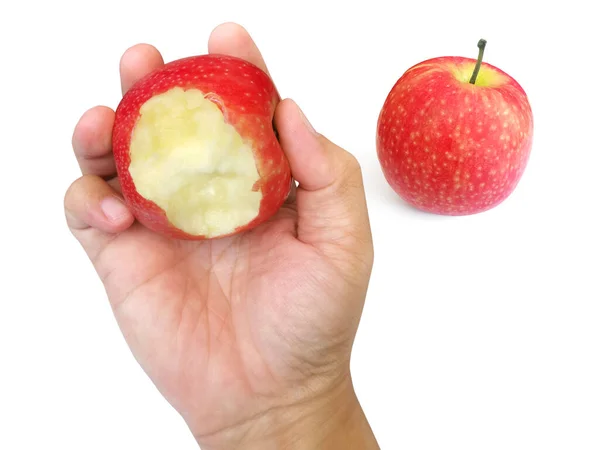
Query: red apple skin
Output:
[[112, 54, 291, 239], [376, 56, 533, 215]]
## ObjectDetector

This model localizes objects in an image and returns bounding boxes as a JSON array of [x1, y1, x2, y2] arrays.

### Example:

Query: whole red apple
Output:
[[376, 40, 533, 215], [112, 54, 291, 239]]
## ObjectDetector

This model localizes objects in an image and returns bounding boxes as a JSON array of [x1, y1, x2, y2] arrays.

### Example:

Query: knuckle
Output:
[[342, 149, 361, 171], [64, 174, 93, 208], [64, 177, 81, 206], [340, 151, 363, 182]]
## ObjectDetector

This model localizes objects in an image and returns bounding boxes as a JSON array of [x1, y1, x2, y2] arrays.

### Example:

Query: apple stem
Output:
[[469, 39, 487, 84]]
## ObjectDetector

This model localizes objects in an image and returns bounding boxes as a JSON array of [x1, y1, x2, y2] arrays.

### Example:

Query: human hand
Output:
[[65, 22, 377, 449]]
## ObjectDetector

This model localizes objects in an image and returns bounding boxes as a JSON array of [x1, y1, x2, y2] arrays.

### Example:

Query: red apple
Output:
[[376, 40, 533, 215], [112, 54, 291, 239]]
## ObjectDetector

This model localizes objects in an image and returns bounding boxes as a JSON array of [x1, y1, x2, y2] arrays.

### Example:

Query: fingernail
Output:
[[296, 101, 317, 135], [101, 196, 129, 222]]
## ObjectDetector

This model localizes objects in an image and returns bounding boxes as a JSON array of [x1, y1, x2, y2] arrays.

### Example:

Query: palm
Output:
[[95, 202, 352, 435]]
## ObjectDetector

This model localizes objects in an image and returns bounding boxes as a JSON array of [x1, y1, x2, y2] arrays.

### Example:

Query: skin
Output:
[[65, 22, 379, 449]]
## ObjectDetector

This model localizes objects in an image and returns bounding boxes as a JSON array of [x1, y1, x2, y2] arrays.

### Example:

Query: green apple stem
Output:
[[469, 39, 487, 84]]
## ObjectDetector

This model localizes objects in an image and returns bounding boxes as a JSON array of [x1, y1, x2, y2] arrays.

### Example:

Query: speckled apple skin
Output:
[[377, 56, 533, 215], [112, 54, 291, 239]]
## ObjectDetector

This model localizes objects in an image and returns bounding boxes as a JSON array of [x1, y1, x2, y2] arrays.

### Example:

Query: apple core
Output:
[[128, 87, 262, 238]]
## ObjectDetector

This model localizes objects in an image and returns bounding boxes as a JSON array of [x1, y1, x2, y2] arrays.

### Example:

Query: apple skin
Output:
[[376, 56, 533, 215], [112, 54, 291, 239]]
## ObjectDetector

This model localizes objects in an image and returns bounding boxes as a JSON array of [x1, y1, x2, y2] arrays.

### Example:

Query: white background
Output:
[[2, 0, 599, 448]]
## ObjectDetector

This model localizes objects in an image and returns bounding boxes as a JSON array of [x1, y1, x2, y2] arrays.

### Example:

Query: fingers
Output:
[[72, 106, 117, 178], [274, 99, 372, 259], [72, 44, 164, 179], [65, 175, 134, 234], [208, 22, 271, 77], [119, 43, 164, 95]]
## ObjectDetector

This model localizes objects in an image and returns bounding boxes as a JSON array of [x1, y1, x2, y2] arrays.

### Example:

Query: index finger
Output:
[[207, 22, 272, 78]]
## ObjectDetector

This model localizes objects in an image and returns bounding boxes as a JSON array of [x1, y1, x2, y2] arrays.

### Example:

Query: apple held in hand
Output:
[[112, 54, 291, 239], [376, 40, 533, 215]]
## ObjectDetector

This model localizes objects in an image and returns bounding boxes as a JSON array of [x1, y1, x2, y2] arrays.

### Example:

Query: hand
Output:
[[65, 22, 377, 449]]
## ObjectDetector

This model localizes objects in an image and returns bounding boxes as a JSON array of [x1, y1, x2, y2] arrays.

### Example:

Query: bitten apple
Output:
[[112, 54, 291, 239], [376, 40, 533, 215]]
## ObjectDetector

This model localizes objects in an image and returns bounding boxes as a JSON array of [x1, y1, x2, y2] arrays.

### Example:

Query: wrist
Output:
[[195, 374, 379, 450]]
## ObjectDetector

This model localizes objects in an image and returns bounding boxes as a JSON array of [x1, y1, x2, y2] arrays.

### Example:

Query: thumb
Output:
[[274, 99, 373, 261]]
